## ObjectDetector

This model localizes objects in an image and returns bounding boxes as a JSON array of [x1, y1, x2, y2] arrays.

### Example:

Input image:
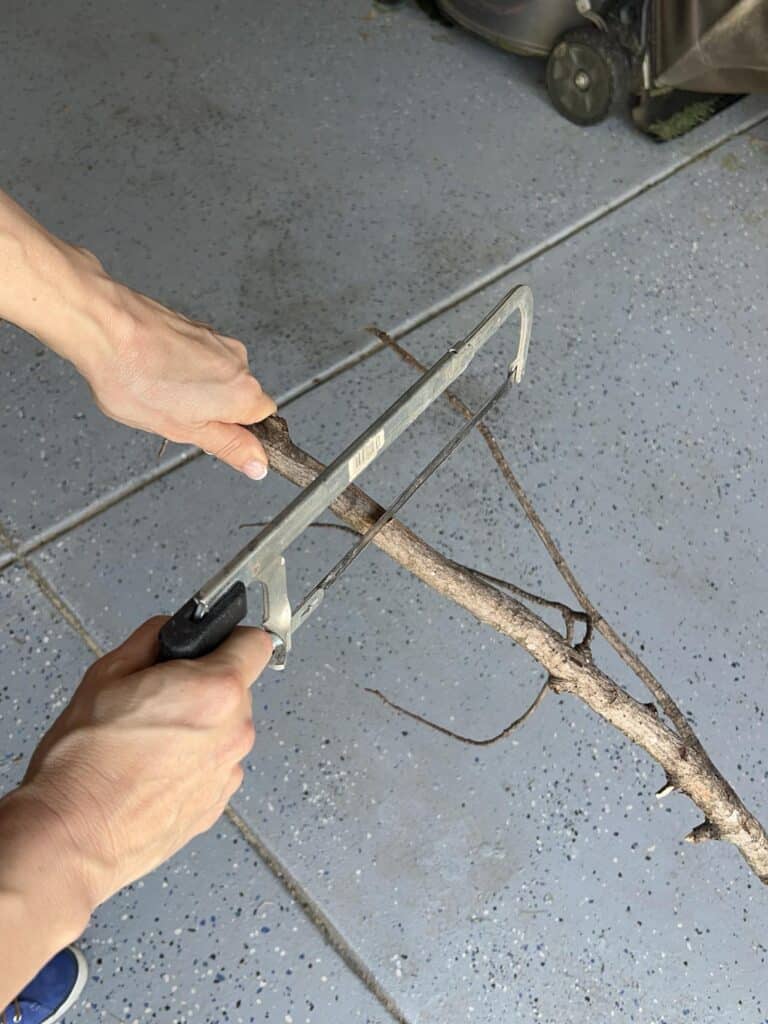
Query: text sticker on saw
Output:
[[347, 429, 385, 482]]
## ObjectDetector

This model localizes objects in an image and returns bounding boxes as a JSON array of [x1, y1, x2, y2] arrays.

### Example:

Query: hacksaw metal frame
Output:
[[161, 284, 532, 669]]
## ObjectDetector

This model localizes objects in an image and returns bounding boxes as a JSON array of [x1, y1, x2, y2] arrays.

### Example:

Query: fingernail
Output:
[[244, 459, 268, 481]]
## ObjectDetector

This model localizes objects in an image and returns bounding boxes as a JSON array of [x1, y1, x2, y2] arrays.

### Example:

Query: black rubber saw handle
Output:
[[158, 582, 248, 661]]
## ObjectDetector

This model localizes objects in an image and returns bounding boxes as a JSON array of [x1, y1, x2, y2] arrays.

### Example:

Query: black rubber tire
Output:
[[418, 0, 455, 24], [545, 26, 628, 126]]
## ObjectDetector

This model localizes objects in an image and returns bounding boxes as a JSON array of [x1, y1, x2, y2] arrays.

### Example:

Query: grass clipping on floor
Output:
[[648, 97, 723, 141]]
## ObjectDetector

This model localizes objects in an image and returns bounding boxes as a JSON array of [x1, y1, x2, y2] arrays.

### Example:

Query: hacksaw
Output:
[[158, 284, 533, 669]]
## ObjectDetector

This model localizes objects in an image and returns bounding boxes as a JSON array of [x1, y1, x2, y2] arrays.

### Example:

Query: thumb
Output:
[[193, 421, 269, 480]]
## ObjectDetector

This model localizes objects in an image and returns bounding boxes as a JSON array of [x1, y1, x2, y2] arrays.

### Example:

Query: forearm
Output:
[[0, 189, 119, 378], [0, 786, 93, 1003]]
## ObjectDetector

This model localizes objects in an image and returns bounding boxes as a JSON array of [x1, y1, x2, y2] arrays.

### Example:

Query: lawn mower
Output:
[[381, 1, 768, 136]]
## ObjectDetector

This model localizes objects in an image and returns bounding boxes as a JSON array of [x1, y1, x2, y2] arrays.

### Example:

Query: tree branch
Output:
[[366, 326, 697, 747], [250, 415, 768, 883]]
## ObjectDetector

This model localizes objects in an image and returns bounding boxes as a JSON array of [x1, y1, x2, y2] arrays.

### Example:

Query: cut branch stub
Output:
[[685, 820, 720, 844]]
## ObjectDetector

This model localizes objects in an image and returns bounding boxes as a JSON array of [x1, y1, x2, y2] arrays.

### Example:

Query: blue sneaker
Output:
[[3, 947, 88, 1024]]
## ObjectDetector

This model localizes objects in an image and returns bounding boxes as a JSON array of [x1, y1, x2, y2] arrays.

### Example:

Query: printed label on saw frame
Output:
[[348, 430, 385, 482]]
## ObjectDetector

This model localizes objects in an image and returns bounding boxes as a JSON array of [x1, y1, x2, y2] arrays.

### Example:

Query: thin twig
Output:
[[365, 677, 552, 746], [459, 563, 590, 647]]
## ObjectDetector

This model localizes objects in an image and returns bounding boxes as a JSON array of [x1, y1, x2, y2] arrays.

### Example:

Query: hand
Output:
[[0, 189, 276, 479], [76, 254, 277, 479], [17, 617, 271, 910]]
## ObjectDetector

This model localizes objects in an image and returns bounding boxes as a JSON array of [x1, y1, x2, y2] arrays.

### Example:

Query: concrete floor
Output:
[[2, 1, 768, 1022]]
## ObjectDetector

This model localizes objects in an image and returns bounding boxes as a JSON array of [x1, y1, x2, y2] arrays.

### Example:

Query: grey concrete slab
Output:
[[0, 569, 392, 1022], [30, 130, 768, 1022], [0, 324, 166, 551], [0, 566, 93, 781], [78, 818, 392, 1024], [2, 0, 767, 547]]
